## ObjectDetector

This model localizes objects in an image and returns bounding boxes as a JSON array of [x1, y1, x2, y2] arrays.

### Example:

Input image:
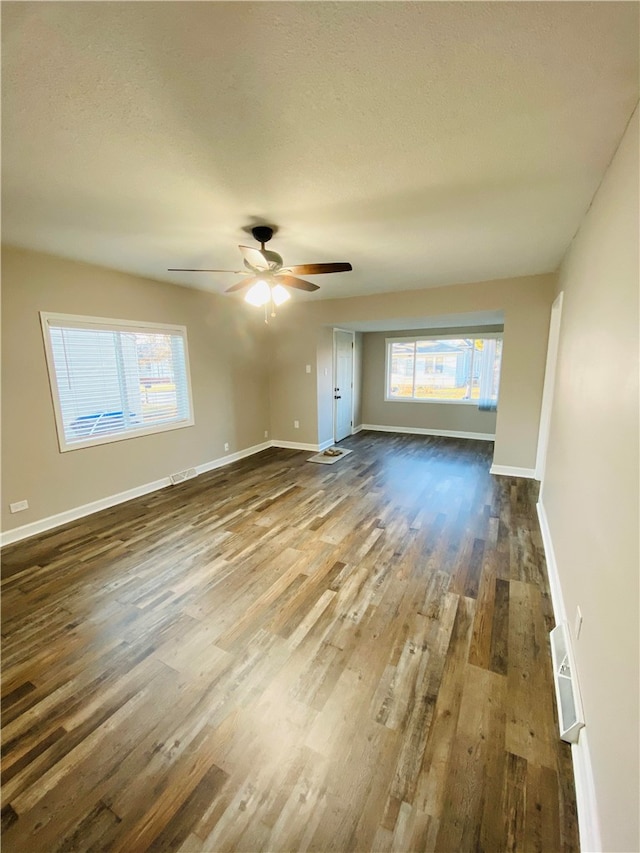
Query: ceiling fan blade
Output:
[[277, 274, 320, 292], [286, 262, 352, 275], [168, 268, 243, 273], [225, 276, 261, 294], [239, 245, 270, 271]]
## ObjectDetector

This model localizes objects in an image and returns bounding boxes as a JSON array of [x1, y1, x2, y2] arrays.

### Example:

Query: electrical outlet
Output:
[[224, 442, 229, 452], [264, 430, 269, 439], [575, 606, 583, 640], [10, 499, 29, 513], [294, 420, 300, 429], [306, 364, 311, 374]]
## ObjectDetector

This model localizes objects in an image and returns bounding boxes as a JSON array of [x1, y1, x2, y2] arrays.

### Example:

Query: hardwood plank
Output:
[[1, 434, 578, 852]]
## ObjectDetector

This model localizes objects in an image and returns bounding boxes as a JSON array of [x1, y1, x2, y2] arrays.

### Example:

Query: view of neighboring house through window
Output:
[[386, 335, 503, 410], [40, 313, 194, 451]]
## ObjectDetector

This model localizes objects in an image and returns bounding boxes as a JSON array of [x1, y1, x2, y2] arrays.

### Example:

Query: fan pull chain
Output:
[[263, 291, 277, 324]]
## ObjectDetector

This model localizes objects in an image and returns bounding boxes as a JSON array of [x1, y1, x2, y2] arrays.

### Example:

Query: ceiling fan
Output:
[[169, 225, 352, 319]]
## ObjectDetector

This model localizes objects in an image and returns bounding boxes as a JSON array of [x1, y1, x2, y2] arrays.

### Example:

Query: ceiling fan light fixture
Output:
[[170, 224, 352, 305], [271, 283, 291, 306], [244, 279, 271, 307]]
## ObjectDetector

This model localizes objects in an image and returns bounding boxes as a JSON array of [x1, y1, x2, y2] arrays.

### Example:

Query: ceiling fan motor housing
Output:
[[251, 225, 274, 245]]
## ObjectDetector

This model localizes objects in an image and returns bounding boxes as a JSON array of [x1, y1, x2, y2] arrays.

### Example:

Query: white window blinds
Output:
[[41, 313, 194, 451]]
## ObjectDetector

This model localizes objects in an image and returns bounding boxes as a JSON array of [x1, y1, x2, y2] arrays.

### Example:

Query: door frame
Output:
[[535, 291, 564, 487], [332, 328, 355, 443]]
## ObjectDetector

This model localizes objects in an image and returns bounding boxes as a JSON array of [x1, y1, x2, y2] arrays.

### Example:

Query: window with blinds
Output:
[[40, 313, 194, 452]]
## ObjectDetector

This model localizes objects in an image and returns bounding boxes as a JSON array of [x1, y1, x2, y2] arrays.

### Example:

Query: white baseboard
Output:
[[489, 464, 536, 478], [572, 728, 602, 853], [360, 423, 495, 441], [1, 477, 172, 547], [197, 441, 271, 475], [271, 439, 327, 452], [536, 499, 567, 624], [1, 436, 355, 547], [537, 499, 600, 853], [1, 440, 273, 547], [277, 438, 345, 453], [351, 425, 363, 435]]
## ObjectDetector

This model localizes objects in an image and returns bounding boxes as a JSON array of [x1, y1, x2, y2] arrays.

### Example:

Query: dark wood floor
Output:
[[1, 432, 578, 852]]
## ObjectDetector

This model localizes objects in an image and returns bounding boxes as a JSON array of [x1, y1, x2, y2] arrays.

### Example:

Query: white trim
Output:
[[489, 464, 536, 478], [196, 441, 272, 474], [270, 439, 328, 452], [1, 436, 353, 547], [1, 477, 172, 547], [537, 499, 601, 852], [384, 333, 503, 406], [351, 425, 363, 435], [384, 396, 489, 406], [39, 311, 195, 453], [535, 292, 564, 483], [536, 499, 567, 623], [572, 729, 602, 853], [1, 440, 272, 547], [385, 331, 503, 343], [361, 424, 495, 441], [40, 311, 189, 335]]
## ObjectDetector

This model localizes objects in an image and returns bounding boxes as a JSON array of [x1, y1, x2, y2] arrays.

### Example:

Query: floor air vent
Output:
[[550, 621, 585, 743], [170, 468, 197, 485]]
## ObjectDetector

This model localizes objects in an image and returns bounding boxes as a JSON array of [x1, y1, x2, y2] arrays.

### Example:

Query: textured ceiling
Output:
[[2, 2, 638, 300]]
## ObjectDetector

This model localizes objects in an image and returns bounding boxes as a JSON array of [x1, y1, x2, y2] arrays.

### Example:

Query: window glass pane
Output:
[[388, 342, 414, 397], [137, 333, 183, 427], [414, 339, 473, 400], [386, 335, 502, 405]]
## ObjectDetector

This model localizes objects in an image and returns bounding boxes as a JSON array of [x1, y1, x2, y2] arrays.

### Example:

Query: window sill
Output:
[[384, 397, 486, 406], [58, 418, 195, 452]]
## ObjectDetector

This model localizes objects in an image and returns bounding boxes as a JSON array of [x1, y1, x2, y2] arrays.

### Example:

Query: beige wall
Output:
[[269, 273, 555, 467], [1, 251, 554, 535], [1, 246, 271, 533], [541, 109, 639, 852], [361, 327, 501, 435], [268, 326, 321, 446]]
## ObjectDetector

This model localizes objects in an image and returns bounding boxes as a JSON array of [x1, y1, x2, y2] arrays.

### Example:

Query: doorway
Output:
[[333, 329, 354, 443]]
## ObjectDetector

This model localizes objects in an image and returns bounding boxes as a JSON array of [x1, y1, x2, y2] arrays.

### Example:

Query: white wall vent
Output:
[[550, 621, 585, 743], [169, 468, 197, 485]]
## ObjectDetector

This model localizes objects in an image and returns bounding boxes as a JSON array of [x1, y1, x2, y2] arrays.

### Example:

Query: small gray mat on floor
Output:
[[307, 447, 353, 465]]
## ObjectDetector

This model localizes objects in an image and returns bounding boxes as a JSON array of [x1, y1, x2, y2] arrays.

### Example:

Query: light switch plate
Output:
[[575, 606, 583, 640]]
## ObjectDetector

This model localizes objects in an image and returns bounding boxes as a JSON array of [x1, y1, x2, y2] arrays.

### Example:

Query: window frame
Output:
[[40, 311, 195, 452], [384, 332, 503, 405]]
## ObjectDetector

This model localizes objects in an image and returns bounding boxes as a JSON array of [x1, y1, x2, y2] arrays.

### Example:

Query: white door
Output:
[[333, 330, 354, 443]]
